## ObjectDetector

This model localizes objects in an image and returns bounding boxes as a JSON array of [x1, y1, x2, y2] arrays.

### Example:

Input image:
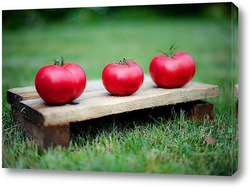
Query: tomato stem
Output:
[[159, 44, 178, 58], [54, 59, 60, 65], [54, 56, 65, 66], [60, 56, 64, 66], [122, 57, 127, 65], [113, 57, 133, 65], [117, 57, 128, 65]]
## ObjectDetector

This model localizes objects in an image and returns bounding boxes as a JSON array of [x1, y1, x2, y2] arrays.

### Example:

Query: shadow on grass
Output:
[[69, 101, 208, 144]]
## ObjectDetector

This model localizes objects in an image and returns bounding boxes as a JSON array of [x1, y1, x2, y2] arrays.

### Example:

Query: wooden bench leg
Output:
[[12, 108, 70, 150], [43, 125, 70, 150], [11, 106, 23, 124], [183, 100, 215, 121]]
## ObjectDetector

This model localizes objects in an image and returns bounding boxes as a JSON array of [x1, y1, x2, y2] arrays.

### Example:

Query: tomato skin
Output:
[[35, 63, 86, 105], [149, 52, 196, 88], [61, 63, 87, 99], [102, 60, 144, 96]]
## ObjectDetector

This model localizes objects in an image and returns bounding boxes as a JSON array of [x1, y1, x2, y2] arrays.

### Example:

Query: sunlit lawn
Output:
[[2, 15, 238, 175]]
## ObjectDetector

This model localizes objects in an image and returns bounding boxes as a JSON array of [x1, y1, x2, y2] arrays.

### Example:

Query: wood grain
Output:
[[7, 77, 219, 150], [8, 76, 219, 127]]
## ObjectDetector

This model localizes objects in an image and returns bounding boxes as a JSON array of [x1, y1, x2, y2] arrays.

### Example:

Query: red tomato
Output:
[[35, 61, 86, 105], [102, 58, 144, 96], [149, 51, 196, 88]]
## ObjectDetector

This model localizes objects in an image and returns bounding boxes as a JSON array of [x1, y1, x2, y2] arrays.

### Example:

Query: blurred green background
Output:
[[3, 3, 233, 29], [2, 3, 238, 174], [2, 2, 238, 111]]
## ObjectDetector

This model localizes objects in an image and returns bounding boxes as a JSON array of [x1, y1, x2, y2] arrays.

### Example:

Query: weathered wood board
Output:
[[7, 76, 219, 150]]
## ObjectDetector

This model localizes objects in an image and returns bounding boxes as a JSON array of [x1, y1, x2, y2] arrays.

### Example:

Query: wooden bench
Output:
[[7, 76, 219, 150]]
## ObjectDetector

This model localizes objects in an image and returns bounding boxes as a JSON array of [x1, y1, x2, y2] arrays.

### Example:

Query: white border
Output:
[[1, 0, 249, 187]]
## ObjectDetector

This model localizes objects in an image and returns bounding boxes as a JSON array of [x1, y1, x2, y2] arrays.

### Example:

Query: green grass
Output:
[[2, 16, 238, 175]]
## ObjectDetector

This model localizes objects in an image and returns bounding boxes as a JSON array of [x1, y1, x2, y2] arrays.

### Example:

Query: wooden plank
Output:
[[7, 86, 39, 106], [7, 79, 106, 106], [186, 101, 214, 120], [16, 78, 218, 127], [7, 77, 219, 150], [18, 116, 70, 150], [43, 125, 70, 149]]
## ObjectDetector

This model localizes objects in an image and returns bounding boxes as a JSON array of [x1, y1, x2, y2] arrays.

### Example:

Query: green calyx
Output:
[[116, 57, 131, 65], [54, 56, 65, 66], [159, 44, 178, 58]]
